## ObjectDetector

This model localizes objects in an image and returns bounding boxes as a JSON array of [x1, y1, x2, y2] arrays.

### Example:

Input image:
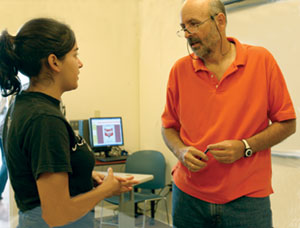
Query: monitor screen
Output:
[[89, 117, 124, 152]]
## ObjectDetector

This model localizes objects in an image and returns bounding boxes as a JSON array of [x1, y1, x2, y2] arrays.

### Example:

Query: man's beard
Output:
[[187, 32, 218, 59]]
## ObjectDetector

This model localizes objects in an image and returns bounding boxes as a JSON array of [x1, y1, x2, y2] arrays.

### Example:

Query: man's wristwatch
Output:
[[242, 139, 253, 158]]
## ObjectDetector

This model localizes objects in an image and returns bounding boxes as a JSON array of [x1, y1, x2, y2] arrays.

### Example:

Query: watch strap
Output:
[[242, 139, 253, 157], [242, 139, 250, 149]]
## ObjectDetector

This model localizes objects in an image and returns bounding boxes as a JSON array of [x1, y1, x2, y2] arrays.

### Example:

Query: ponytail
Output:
[[0, 30, 21, 97], [0, 18, 75, 97]]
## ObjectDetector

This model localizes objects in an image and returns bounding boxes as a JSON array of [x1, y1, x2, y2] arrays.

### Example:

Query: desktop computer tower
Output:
[[69, 119, 90, 145]]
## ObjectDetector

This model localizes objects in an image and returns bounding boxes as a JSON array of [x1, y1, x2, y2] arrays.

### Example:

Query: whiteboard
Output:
[[226, 0, 300, 152]]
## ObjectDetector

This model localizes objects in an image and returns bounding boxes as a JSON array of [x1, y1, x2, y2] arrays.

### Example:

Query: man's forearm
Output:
[[247, 119, 296, 153], [161, 127, 186, 159]]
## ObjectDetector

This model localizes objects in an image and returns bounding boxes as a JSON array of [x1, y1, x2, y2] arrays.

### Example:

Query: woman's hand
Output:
[[92, 171, 105, 185], [97, 168, 139, 197]]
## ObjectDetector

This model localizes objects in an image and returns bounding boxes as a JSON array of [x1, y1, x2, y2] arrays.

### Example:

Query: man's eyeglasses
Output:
[[177, 15, 214, 38]]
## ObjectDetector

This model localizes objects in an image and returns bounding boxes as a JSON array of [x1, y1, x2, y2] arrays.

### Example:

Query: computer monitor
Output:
[[89, 117, 124, 156]]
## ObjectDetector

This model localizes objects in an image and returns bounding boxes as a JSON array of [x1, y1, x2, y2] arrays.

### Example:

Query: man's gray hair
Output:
[[210, 0, 227, 22]]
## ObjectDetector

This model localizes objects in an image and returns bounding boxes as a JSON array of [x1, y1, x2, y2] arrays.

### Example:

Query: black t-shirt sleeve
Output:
[[23, 115, 73, 180]]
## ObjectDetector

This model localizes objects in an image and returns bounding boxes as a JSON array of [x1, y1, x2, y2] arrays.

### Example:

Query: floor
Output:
[[94, 215, 170, 228], [94, 203, 171, 228]]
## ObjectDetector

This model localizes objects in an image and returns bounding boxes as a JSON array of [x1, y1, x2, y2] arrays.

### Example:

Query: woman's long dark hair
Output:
[[0, 18, 76, 97]]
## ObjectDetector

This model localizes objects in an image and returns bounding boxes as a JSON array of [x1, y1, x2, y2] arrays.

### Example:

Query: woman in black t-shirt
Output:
[[0, 18, 137, 228]]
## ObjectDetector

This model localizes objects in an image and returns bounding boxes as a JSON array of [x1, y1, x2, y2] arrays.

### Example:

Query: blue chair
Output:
[[100, 150, 169, 228]]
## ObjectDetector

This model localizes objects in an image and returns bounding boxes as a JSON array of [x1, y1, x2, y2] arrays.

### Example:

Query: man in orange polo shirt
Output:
[[161, 0, 296, 227]]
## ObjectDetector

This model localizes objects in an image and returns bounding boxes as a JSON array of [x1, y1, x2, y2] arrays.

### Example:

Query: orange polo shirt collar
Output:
[[191, 37, 246, 72]]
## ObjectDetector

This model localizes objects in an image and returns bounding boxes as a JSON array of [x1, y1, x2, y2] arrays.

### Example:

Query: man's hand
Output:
[[177, 146, 209, 172], [207, 140, 244, 164]]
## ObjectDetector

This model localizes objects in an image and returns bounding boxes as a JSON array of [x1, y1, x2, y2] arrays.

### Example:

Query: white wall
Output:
[[138, 0, 185, 187], [272, 156, 300, 228]]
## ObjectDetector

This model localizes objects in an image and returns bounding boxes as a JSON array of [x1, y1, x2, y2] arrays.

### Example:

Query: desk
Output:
[[94, 160, 126, 172], [97, 171, 154, 228], [95, 159, 126, 166]]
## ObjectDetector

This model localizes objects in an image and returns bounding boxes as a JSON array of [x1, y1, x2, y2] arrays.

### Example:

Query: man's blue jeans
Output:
[[172, 184, 273, 228], [0, 138, 8, 199]]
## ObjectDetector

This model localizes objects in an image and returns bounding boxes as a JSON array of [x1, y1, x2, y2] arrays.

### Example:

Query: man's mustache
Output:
[[187, 37, 202, 46]]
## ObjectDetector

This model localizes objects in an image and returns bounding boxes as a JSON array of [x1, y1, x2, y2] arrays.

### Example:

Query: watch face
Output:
[[245, 149, 253, 157]]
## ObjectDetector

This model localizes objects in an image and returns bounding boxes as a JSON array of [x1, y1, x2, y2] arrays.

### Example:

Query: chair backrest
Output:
[[125, 150, 166, 190]]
